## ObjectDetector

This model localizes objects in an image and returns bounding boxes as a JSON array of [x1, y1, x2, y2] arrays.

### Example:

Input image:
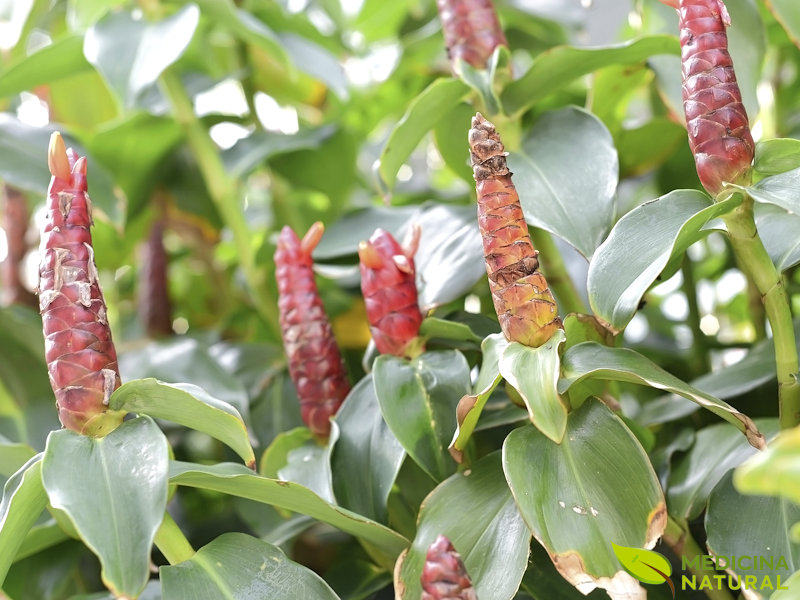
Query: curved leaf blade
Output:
[[747, 167, 800, 215], [110, 378, 255, 468], [160, 533, 340, 600], [735, 425, 800, 506], [765, 0, 800, 50], [41, 417, 169, 598], [0, 35, 91, 97]]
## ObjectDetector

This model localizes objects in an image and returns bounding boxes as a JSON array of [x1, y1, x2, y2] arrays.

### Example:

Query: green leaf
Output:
[[168, 461, 409, 568], [501, 35, 679, 116], [560, 342, 765, 448], [449, 333, 507, 463], [0, 440, 35, 477], [433, 102, 476, 183], [735, 425, 800, 506], [706, 471, 799, 593], [765, 0, 800, 50], [259, 427, 313, 479], [587, 190, 740, 331], [330, 375, 406, 524], [419, 317, 483, 347], [279, 33, 347, 99], [668, 419, 779, 521], [14, 518, 71, 563], [109, 378, 255, 469], [278, 436, 335, 504], [0, 456, 48, 584], [84, 5, 200, 107], [66, 0, 126, 31], [0, 35, 91, 97], [756, 203, 800, 272], [396, 452, 530, 600], [754, 138, 800, 177], [222, 126, 335, 178], [160, 533, 339, 600], [508, 106, 618, 258], [41, 417, 169, 598], [610, 543, 672, 585], [499, 329, 567, 443], [747, 167, 800, 215], [774, 570, 800, 600], [503, 400, 666, 598], [373, 350, 470, 482], [376, 78, 471, 193]]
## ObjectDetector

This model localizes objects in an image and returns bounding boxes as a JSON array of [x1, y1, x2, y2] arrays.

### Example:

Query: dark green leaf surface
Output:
[[109, 378, 255, 468], [373, 350, 469, 482], [509, 106, 618, 258], [41, 417, 169, 598], [503, 400, 665, 598], [396, 452, 530, 600], [748, 167, 800, 216], [161, 533, 339, 600], [330, 376, 405, 524], [587, 190, 740, 330]]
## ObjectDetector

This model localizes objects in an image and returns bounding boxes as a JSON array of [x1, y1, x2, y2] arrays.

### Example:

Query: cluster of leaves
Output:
[[1, 0, 800, 599]]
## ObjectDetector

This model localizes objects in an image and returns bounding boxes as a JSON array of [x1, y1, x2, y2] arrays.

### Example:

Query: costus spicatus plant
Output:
[[38, 132, 123, 436], [469, 113, 562, 347], [421, 535, 477, 600], [275, 222, 350, 438], [358, 227, 424, 359], [436, 0, 508, 73]]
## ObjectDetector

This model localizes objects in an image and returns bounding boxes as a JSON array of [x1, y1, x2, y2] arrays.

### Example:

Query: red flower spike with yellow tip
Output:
[[469, 113, 562, 347], [358, 227, 424, 359], [421, 535, 478, 600], [39, 132, 124, 436], [661, 0, 754, 195], [436, 0, 508, 74], [275, 222, 350, 439]]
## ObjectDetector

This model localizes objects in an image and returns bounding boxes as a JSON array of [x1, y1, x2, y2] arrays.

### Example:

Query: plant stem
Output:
[[681, 257, 711, 376], [158, 69, 280, 338], [154, 510, 194, 565], [532, 228, 588, 315], [663, 516, 735, 600], [723, 193, 800, 429]]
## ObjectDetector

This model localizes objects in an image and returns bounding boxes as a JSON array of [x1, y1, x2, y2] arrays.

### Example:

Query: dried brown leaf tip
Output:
[[421, 535, 478, 600], [39, 132, 124, 436], [436, 0, 507, 74], [275, 222, 350, 438], [469, 113, 562, 348], [676, 0, 754, 195]]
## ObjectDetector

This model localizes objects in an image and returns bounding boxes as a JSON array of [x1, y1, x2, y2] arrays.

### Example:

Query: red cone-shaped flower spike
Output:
[[470, 113, 562, 347], [676, 0, 754, 195], [421, 535, 478, 600], [39, 132, 124, 436], [437, 0, 508, 74], [275, 222, 350, 438], [139, 220, 172, 337], [358, 227, 424, 358]]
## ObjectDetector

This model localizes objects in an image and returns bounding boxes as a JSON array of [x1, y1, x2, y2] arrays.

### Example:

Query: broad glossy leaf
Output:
[[396, 452, 530, 600], [84, 5, 200, 107], [667, 419, 779, 521], [501, 35, 679, 116], [0, 455, 47, 584], [419, 317, 483, 348], [0, 440, 35, 477], [109, 378, 255, 468], [222, 126, 335, 178], [278, 436, 335, 504], [706, 472, 799, 593], [755, 203, 800, 272], [377, 78, 471, 193], [747, 167, 800, 215], [0, 35, 91, 97], [503, 400, 666, 599], [168, 461, 409, 568], [754, 138, 800, 177], [449, 333, 507, 462], [41, 417, 169, 598], [520, 541, 608, 600], [312, 206, 417, 259], [373, 350, 469, 482], [560, 342, 765, 448], [735, 426, 800, 506], [499, 329, 567, 443], [161, 533, 339, 600], [766, 0, 800, 49], [508, 106, 617, 258], [433, 102, 476, 183], [330, 376, 405, 524], [587, 190, 740, 330]]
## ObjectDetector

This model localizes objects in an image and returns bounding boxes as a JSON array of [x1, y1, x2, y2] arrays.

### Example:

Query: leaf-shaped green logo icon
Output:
[[612, 542, 674, 598]]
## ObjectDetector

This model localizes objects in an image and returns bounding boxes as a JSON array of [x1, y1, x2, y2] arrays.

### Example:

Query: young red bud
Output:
[[39, 132, 124, 436], [275, 222, 350, 438], [436, 0, 508, 74], [469, 113, 562, 347], [421, 535, 477, 600], [358, 228, 424, 358], [677, 0, 753, 195]]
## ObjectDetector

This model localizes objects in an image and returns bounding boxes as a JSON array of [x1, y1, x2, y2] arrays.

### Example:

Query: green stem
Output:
[[663, 516, 735, 600], [532, 228, 588, 315], [154, 510, 194, 564], [158, 69, 280, 338], [723, 194, 800, 429], [681, 257, 711, 376]]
